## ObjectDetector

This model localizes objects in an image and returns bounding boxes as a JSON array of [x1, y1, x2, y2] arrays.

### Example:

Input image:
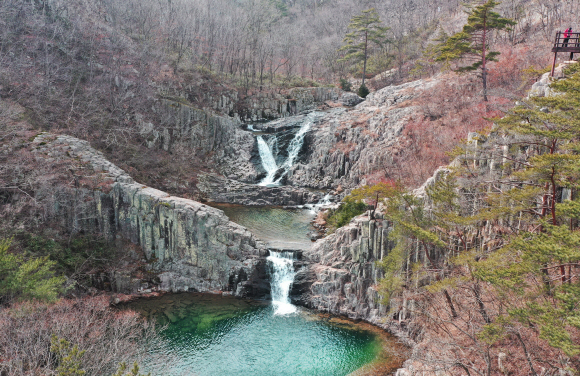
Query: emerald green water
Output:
[[208, 203, 315, 250], [124, 293, 390, 376]]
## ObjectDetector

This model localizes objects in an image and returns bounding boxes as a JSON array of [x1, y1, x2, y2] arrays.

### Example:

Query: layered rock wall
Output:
[[161, 86, 340, 122], [299, 213, 400, 324], [197, 173, 324, 206], [139, 87, 340, 183], [33, 134, 269, 297]]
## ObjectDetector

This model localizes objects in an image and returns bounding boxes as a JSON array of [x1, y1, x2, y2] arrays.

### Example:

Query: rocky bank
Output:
[[138, 87, 340, 184], [32, 133, 271, 298]]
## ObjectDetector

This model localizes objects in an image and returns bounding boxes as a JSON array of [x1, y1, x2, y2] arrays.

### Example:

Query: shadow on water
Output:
[[121, 293, 406, 376]]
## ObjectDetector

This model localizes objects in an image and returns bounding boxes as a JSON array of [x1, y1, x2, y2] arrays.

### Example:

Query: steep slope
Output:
[[25, 132, 271, 297]]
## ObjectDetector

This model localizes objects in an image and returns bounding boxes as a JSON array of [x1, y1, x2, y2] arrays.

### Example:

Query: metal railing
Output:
[[552, 31, 580, 50], [551, 31, 580, 76]]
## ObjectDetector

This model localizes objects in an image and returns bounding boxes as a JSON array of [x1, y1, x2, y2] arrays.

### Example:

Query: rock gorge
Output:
[[4, 70, 525, 373], [19, 75, 446, 319]]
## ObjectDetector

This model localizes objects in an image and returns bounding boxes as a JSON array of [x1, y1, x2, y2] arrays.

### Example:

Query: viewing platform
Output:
[[551, 31, 580, 76]]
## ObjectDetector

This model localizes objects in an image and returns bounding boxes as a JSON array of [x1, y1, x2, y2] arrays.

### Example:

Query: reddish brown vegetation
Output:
[[382, 73, 508, 187], [403, 272, 579, 375], [0, 296, 161, 376]]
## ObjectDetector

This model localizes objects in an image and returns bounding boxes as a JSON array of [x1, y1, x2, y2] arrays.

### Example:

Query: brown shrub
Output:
[[0, 296, 162, 376]]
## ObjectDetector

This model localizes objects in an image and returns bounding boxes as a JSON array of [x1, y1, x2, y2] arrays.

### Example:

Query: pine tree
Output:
[[433, 0, 515, 101], [338, 8, 389, 88], [374, 63, 580, 371], [472, 62, 580, 358], [0, 238, 65, 303]]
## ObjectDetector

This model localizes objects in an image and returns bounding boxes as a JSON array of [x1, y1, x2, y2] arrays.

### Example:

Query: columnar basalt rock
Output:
[[299, 212, 398, 324], [197, 173, 324, 206], [32, 134, 270, 297], [139, 87, 340, 184]]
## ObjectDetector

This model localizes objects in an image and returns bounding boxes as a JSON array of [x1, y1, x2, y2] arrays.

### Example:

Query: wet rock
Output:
[[301, 214, 394, 325], [286, 79, 437, 190], [197, 173, 324, 206]]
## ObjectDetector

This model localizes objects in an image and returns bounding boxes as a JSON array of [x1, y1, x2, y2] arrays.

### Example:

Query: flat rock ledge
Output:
[[197, 173, 324, 206]]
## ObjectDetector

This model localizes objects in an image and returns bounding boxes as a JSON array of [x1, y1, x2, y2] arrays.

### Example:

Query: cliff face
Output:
[[297, 213, 403, 325], [33, 134, 270, 298], [286, 79, 436, 190], [138, 87, 340, 184], [197, 173, 324, 206]]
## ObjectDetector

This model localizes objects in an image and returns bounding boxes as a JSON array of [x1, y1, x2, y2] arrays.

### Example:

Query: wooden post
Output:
[[551, 31, 561, 77]]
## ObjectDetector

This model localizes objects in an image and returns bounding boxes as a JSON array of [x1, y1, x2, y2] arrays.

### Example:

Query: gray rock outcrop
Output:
[[528, 61, 574, 98], [299, 212, 397, 322], [197, 173, 324, 206], [139, 88, 340, 185], [286, 79, 437, 190], [340, 92, 364, 107], [160, 86, 340, 122], [33, 134, 270, 297]]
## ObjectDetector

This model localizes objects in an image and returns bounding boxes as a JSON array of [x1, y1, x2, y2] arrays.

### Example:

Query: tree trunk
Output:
[[362, 31, 368, 87], [444, 289, 458, 318], [515, 331, 538, 376], [482, 12, 488, 102], [473, 282, 490, 324]]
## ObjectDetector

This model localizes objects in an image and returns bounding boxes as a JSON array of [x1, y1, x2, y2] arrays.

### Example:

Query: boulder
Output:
[[340, 92, 364, 107]]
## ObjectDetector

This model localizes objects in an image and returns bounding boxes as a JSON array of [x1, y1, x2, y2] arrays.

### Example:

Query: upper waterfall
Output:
[[257, 136, 279, 186], [253, 112, 323, 187]]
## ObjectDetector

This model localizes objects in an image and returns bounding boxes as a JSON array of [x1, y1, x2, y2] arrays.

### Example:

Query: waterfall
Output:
[[305, 193, 333, 214], [257, 136, 278, 186], [267, 251, 297, 315], [255, 113, 321, 186], [274, 120, 312, 184]]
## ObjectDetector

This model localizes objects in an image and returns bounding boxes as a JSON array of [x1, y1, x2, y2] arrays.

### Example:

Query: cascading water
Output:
[[304, 193, 335, 214], [275, 120, 312, 182], [257, 136, 278, 186], [256, 112, 322, 186], [267, 251, 297, 315]]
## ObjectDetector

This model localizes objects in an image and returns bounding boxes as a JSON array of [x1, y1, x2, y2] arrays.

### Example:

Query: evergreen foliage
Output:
[[346, 181, 399, 218], [339, 78, 352, 92], [338, 8, 389, 87], [357, 83, 370, 98], [374, 62, 580, 369], [432, 0, 515, 101], [51, 335, 86, 376], [326, 201, 367, 230], [0, 238, 65, 303], [50, 336, 151, 376], [112, 362, 151, 376]]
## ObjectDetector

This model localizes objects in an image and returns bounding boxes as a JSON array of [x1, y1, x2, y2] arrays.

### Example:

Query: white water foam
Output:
[[257, 136, 279, 186], [305, 193, 334, 214], [257, 113, 321, 186], [267, 251, 297, 315]]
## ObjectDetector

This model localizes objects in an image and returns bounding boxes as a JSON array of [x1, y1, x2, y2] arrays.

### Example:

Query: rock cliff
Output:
[[295, 211, 416, 343], [197, 173, 324, 206], [286, 79, 437, 190], [32, 134, 270, 297], [138, 87, 340, 185]]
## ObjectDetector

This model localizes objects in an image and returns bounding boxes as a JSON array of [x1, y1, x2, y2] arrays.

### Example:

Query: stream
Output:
[[121, 114, 404, 375]]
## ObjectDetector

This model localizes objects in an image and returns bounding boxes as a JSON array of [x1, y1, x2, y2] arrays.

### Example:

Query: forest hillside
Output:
[[1, 0, 580, 375]]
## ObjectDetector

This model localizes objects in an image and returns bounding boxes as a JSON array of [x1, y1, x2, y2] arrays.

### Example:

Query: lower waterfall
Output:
[[267, 250, 297, 315]]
